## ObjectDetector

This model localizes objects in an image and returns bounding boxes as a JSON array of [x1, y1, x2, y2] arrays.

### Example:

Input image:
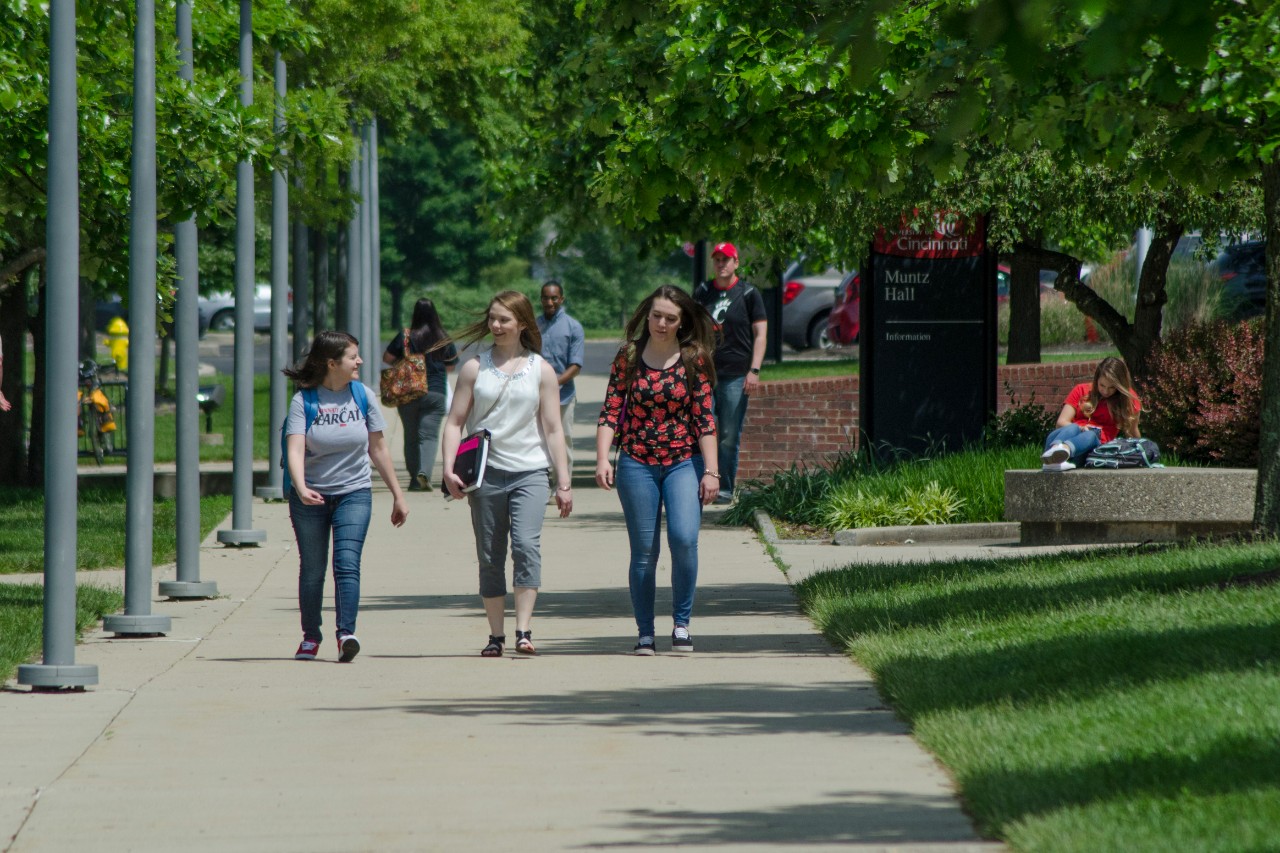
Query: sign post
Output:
[[860, 213, 996, 458]]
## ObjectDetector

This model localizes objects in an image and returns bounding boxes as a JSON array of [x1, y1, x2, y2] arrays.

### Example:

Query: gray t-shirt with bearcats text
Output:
[[286, 383, 386, 495]]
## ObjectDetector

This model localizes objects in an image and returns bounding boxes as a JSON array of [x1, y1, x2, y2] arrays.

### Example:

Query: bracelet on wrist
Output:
[[557, 485, 573, 491], [704, 471, 721, 479]]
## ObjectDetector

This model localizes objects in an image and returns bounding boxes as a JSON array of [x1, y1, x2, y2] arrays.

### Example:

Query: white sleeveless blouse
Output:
[[467, 350, 550, 473]]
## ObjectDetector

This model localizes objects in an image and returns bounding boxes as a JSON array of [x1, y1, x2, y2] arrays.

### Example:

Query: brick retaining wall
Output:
[[737, 361, 1097, 483]]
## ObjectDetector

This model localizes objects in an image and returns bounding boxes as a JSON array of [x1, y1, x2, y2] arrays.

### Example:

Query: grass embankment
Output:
[[795, 540, 1280, 851], [0, 486, 234, 682]]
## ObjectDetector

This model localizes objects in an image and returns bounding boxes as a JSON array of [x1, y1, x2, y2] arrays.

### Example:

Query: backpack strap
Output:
[[347, 381, 369, 421]]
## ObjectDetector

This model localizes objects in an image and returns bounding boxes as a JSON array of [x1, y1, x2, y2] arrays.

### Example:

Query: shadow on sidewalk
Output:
[[358, 582, 803, 620], [314, 679, 898, 738]]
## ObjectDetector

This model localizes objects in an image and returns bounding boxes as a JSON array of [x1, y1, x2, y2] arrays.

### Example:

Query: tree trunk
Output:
[[1253, 158, 1280, 533], [313, 229, 331, 332], [1006, 247, 1042, 364], [26, 268, 46, 486], [0, 276, 28, 484]]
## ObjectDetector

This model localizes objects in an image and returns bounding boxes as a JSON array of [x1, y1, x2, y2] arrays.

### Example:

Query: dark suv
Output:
[[1213, 241, 1265, 319]]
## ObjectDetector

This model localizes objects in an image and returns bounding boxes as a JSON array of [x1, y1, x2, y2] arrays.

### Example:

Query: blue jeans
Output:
[[615, 453, 704, 637], [289, 488, 372, 643], [398, 391, 447, 482], [1044, 425, 1101, 464], [713, 374, 749, 495]]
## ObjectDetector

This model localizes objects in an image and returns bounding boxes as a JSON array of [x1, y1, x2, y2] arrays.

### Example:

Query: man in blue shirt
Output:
[[536, 281, 585, 471]]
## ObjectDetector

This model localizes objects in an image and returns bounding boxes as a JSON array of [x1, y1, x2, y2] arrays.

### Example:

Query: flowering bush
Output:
[[1142, 319, 1263, 466]]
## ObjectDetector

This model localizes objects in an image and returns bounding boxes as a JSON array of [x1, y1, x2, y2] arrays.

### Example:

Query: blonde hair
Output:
[[433, 291, 542, 355], [1078, 356, 1140, 437]]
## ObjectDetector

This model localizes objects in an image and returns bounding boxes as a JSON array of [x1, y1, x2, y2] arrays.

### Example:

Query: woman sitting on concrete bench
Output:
[[1041, 357, 1142, 471]]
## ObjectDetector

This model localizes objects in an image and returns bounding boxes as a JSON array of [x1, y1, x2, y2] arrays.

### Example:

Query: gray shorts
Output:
[[468, 467, 550, 597]]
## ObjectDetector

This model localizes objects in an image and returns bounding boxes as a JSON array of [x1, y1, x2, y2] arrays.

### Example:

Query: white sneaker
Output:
[[1040, 443, 1071, 465], [1041, 461, 1077, 472]]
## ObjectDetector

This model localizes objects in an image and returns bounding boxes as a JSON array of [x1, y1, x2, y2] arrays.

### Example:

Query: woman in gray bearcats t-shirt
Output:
[[282, 331, 409, 664]]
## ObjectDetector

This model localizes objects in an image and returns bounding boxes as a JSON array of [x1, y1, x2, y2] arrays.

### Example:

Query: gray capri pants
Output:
[[468, 467, 551, 597]]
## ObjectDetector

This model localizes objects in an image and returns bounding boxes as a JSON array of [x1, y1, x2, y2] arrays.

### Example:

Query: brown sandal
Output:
[[514, 630, 536, 655], [481, 635, 505, 657]]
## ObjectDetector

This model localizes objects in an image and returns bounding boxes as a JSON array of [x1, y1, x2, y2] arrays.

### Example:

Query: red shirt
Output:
[[598, 349, 717, 466], [1064, 382, 1141, 443]]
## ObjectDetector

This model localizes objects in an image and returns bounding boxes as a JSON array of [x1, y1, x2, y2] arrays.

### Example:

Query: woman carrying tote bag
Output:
[[383, 298, 458, 491]]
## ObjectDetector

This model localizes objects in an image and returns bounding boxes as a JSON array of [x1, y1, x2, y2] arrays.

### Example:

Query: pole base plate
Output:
[[217, 528, 266, 546], [17, 663, 99, 689], [158, 580, 219, 599], [103, 613, 172, 635]]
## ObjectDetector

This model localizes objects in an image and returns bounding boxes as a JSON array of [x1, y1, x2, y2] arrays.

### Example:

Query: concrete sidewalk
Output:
[[2, 375, 1002, 852]]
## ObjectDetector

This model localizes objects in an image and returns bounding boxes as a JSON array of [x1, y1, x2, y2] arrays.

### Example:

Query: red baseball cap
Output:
[[711, 242, 738, 260]]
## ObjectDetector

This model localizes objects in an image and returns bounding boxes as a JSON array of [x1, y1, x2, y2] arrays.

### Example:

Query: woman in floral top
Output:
[[596, 285, 718, 656]]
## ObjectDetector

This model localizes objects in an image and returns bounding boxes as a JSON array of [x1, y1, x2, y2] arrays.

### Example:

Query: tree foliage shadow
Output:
[[961, 735, 1280, 836], [585, 793, 991, 848], [320, 681, 904, 738], [795, 542, 1280, 636], [873, 622, 1280, 715]]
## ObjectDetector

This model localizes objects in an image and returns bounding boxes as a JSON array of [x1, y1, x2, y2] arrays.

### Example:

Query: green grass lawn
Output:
[[0, 486, 234, 575], [0, 583, 124, 683], [0, 485, 233, 682], [794, 540, 1280, 851]]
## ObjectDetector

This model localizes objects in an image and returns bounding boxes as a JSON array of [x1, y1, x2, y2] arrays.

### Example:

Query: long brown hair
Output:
[[432, 291, 542, 356], [1079, 356, 1140, 437], [284, 331, 359, 388], [407, 297, 447, 354], [617, 285, 717, 394]]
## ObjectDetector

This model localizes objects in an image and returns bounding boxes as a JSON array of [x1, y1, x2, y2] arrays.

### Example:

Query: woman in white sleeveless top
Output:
[[440, 291, 573, 657]]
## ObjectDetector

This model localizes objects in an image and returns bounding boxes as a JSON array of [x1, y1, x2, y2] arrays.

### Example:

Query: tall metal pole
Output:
[[370, 119, 382, 366], [362, 122, 377, 385], [345, 138, 363, 339], [257, 50, 287, 501], [292, 174, 310, 361], [218, 0, 265, 547], [19, 0, 99, 689], [105, 0, 171, 636], [160, 0, 216, 599]]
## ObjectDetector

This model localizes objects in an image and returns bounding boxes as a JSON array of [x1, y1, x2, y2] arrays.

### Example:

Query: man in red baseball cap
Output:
[[693, 241, 767, 504]]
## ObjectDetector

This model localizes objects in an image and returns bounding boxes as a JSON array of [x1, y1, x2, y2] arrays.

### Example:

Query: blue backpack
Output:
[[280, 382, 369, 496]]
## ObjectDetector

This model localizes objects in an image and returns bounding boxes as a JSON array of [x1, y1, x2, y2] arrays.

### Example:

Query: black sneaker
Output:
[[337, 634, 361, 663], [671, 626, 693, 653], [633, 636, 656, 656]]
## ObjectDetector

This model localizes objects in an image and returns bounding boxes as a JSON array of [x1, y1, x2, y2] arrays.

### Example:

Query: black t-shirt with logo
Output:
[[693, 278, 766, 379]]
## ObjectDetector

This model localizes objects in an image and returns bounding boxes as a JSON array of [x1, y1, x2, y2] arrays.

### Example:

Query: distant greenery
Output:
[[795, 540, 1280, 850]]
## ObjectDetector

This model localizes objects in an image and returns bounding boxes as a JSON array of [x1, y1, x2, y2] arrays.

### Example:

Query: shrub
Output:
[[1142, 319, 1263, 466], [985, 387, 1058, 449]]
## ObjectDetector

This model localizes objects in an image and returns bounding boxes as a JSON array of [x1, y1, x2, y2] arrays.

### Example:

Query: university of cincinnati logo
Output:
[[710, 293, 733, 325]]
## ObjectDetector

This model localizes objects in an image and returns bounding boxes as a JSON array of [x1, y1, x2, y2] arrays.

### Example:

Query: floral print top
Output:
[[598, 348, 717, 466]]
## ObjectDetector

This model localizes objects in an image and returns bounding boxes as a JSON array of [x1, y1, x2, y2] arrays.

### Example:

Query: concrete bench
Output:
[[1005, 467, 1256, 545]]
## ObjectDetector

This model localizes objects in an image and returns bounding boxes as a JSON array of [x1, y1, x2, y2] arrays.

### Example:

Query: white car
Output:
[[198, 284, 291, 334]]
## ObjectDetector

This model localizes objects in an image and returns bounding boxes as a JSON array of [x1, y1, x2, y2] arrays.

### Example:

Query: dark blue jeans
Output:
[[289, 487, 372, 643], [713, 374, 749, 495], [615, 454, 704, 637]]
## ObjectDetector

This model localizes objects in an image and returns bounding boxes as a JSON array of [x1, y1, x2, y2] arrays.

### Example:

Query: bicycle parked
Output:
[[78, 359, 119, 465]]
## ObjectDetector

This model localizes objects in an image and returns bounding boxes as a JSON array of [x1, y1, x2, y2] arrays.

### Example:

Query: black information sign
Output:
[[860, 214, 996, 457]]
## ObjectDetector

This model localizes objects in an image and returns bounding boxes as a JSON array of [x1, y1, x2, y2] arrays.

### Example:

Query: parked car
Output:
[[996, 264, 1067, 301], [198, 284, 292, 333], [1212, 241, 1265, 319], [94, 294, 212, 337], [827, 271, 860, 347], [781, 267, 843, 350]]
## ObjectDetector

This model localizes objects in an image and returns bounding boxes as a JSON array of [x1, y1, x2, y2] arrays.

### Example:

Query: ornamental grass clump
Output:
[[823, 480, 965, 530], [1142, 319, 1262, 467]]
